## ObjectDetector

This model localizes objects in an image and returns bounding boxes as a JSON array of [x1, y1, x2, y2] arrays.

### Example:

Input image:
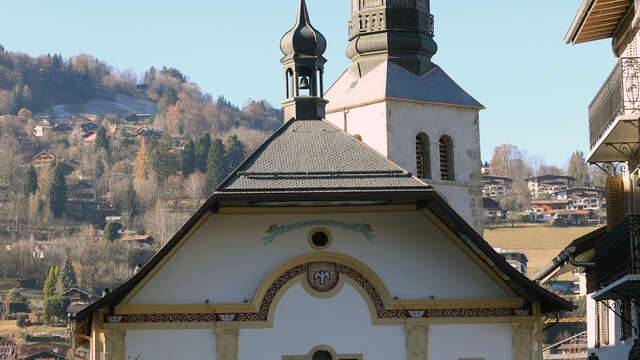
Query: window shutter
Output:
[[606, 177, 625, 231], [621, 300, 632, 340], [601, 301, 610, 346], [595, 301, 601, 348]]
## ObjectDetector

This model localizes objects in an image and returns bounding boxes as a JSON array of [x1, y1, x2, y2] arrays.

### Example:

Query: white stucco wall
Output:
[[130, 211, 509, 305], [325, 102, 388, 156], [586, 295, 636, 360], [240, 282, 405, 360], [326, 98, 483, 230], [126, 329, 216, 360], [430, 323, 514, 360]]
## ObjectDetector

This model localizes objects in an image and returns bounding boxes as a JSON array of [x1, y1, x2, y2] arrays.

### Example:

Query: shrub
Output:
[[16, 314, 27, 328]]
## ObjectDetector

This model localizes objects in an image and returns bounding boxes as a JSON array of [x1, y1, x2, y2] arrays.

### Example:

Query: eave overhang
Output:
[[593, 273, 640, 300], [565, 0, 632, 45], [586, 113, 640, 164]]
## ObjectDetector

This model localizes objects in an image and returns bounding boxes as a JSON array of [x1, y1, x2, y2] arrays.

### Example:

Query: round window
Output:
[[312, 350, 332, 360], [312, 231, 329, 247], [308, 228, 332, 250]]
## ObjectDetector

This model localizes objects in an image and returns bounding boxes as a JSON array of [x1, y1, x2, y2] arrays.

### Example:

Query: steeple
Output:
[[280, 0, 329, 121], [346, 0, 438, 77]]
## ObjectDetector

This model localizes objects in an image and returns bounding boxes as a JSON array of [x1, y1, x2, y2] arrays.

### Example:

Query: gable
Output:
[[128, 210, 511, 305]]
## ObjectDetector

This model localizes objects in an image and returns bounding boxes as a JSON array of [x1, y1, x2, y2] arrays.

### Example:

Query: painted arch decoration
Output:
[[105, 253, 521, 325]]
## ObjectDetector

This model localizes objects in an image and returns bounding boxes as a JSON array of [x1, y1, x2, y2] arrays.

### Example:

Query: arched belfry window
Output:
[[439, 135, 454, 181], [415, 132, 431, 179]]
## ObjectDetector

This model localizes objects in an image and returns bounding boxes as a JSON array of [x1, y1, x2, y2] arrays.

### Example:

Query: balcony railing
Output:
[[595, 215, 640, 289], [589, 57, 640, 149]]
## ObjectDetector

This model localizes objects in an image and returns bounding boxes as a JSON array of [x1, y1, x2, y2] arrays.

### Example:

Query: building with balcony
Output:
[[537, 1, 640, 359], [525, 175, 576, 200], [554, 187, 606, 211], [482, 175, 513, 198]]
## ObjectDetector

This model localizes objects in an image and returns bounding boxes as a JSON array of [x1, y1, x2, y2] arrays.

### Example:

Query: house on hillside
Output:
[[531, 199, 569, 218], [526, 175, 576, 199], [82, 131, 96, 144], [482, 175, 513, 197], [70, 180, 94, 200], [135, 127, 162, 140], [32, 125, 53, 137], [536, 1, 640, 359], [119, 234, 154, 249], [69, 2, 571, 359], [32, 151, 57, 167], [125, 113, 152, 123]]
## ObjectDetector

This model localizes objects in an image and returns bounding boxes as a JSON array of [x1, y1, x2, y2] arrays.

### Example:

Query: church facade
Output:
[[70, 1, 570, 359]]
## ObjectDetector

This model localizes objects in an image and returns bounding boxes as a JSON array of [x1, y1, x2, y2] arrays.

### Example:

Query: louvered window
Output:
[[439, 136, 454, 181], [595, 301, 601, 348], [606, 177, 625, 231], [416, 133, 431, 179]]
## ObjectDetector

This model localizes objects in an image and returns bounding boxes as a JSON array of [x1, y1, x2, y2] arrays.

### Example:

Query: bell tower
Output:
[[347, 0, 438, 77], [280, 0, 329, 121], [325, 0, 485, 232]]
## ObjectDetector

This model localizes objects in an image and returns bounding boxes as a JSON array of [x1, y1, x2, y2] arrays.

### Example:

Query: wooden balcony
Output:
[[594, 215, 640, 293], [588, 57, 640, 151]]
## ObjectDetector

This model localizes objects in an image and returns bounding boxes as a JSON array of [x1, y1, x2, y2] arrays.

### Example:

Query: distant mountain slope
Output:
[[47, 92, 157, 118]]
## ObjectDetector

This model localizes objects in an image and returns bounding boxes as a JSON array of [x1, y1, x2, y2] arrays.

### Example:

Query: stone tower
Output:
[[325, 0, 485, 232]]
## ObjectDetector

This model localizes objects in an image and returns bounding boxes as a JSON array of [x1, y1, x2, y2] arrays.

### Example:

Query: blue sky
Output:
[[0, 1, 616, 166]]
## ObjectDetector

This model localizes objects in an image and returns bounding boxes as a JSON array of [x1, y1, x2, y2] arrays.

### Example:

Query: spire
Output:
[[280, 0, 329, 121], [346, 0, 438, 77], [280, 0, 327, 59]]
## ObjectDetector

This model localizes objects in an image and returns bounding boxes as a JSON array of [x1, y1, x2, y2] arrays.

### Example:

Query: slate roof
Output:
[[217, 119, 430, 193], [325, 61, 484, 111]]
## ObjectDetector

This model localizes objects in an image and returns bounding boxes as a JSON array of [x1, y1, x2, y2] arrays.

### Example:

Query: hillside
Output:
[[0, 47, 284, 300]]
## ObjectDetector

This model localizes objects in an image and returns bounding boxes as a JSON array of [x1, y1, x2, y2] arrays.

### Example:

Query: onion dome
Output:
[[280, 0, 327, 58]]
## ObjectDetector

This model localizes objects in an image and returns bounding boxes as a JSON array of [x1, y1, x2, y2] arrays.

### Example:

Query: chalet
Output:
[[525, 175, 576, 200], [531, 199, 569, 216], [70, 180, 94, 200], [482, 175, 513, 197], [23, 349, 67, 360], [125, 113, 152, 122], [82, 131, 97, 143], [69, 2, 571, 359], [554, 187, 605, 211], [538, 1, 640, 359], [72, 122, 98, 136], [32, 125, 52, 137], [551, 210, 589, 226], [136, 84, 149, 92], [40, 115, 53, 126], [119, 234, 154, 249], [135, 127, 162, 140], [483, 197, 506, 221], [32, 151, 57, 167]]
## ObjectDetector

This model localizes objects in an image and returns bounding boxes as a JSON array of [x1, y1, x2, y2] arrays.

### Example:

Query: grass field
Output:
[[484, 224, 600, 280]]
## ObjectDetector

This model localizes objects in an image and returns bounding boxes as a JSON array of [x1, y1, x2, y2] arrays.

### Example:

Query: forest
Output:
[[0, 45, 283, 294]]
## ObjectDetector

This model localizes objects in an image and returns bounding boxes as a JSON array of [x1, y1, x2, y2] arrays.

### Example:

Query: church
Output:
[[70, 1, 571, 359]]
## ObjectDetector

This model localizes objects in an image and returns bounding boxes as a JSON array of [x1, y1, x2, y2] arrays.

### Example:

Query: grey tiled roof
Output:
[[217, 120, 430, 193]]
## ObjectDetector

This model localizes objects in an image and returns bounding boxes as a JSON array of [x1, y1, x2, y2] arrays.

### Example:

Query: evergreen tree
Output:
[[195, 133, 211, 173], [225, 135, 245, 173], [205, 139, 226, 193], [121, 182, 138, 219], [149, 134, 177, 185], [43, 267, 55, 298], [568, 150, 591, 187], [49, 163, 67, 218], [182, 139, 196, 177], [94, 126, 108, 151], [158, 86, 178, 113], [93, 157, 104, 181], [103, 222, 120, 242], [22, 164, 38, 196], [59, 257, 77, 293]]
